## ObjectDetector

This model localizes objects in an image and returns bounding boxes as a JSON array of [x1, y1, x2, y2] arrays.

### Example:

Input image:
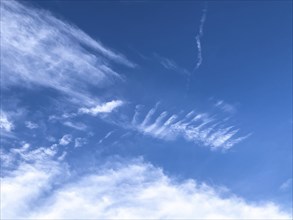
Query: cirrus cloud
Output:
[[1, 0, 134, 107]]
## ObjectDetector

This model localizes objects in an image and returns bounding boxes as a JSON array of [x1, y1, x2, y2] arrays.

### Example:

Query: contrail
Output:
[[194, 3, 208, 71], [185, 3, 208, 97]]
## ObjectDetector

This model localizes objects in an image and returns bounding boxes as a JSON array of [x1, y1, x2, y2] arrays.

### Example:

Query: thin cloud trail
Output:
[[185, 3, 208, 97], [194, 2, 208, 71]]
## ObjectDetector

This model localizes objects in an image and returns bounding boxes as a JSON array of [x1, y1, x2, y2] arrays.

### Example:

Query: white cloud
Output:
[[59, 134, 72, 146], [125, 104, 248, 150], [79, 100, 124, 116], [1, 1, 134, 106], [25, 121, 39, 129], [0, 148, 291, 219], [0, 144, 68, 219], [0, 111, 14, 132]]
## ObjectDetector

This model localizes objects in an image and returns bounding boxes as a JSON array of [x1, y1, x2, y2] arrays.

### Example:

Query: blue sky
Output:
[[0, 0, 292, 219]]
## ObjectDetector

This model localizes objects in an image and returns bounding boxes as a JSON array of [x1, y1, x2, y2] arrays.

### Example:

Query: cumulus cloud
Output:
[[79, 100, 124, 116], [0, 147, 291, 219], [1, 1, 134, 106]]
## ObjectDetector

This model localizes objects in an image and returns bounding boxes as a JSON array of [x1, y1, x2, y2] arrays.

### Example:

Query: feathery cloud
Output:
[[1, 1, 134, 107], [127, 104, 248, 150]]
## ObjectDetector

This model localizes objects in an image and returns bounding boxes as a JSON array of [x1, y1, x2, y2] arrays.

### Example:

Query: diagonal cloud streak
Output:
[[1, 1, 135, 107]]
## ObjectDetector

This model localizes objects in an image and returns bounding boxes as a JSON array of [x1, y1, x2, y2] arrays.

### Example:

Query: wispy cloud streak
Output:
[[1, 1, 134, 107], [194, 3, 207, 71], [127, 104, 248, 150], [98, 130, 115, 144]]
